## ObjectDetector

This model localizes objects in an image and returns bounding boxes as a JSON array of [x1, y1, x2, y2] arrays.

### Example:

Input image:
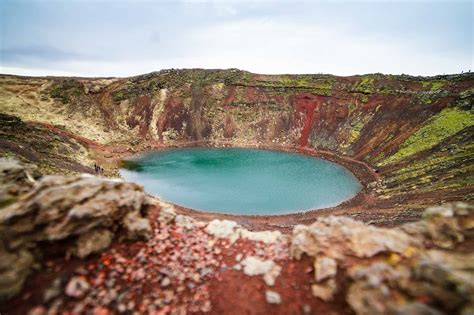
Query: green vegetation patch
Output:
[[49, 79, 84, 104], [380, 107, 474, 165], [421, 80, 447, 91], [342, 120, 366, 149], [456, 87, 474, 110], [252, 75, 335, 95], [352, 77, 375, 94]]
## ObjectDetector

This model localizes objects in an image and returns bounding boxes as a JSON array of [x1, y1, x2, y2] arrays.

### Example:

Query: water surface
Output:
[[120, 148, 361, 215]]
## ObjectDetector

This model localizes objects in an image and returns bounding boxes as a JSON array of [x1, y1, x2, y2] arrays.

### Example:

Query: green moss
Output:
[[342, 120, 365, 148], [253, 76, 334, 95], [112, 91, 126, 102], [349, 121, 364, 143], [49, 79, 84, 104], [373, 152, 385, 162], [456, 87, 474, 109], [0, 197, 17, 208], [460, 87, 474, 99], [380, 107, 474, 165], [421, 80, 446, 91], [347, 103, 357, 115], [359, 94, 369, 103], [352, 77, 375, 94]]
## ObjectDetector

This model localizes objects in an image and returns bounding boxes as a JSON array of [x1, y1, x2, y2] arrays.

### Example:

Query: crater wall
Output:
[[1, 69, 473, 221]]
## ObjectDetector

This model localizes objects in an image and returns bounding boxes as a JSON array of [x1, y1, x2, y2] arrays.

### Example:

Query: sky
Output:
[[0, 0, 472, 77]]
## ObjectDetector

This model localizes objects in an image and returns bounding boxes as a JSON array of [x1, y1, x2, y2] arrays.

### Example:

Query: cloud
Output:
[[0, 2, 471, 77], [0, 45, 87, 62], [185, 18, 471, 75]]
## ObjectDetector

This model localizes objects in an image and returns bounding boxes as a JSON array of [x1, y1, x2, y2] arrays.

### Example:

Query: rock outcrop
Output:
[[0, 159, 151, 300], [291, 202, 474, 314], [0, 157, 40, 208]]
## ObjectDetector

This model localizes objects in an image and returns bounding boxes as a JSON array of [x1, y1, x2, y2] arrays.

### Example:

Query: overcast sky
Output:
[[0, 0, 472, 77]]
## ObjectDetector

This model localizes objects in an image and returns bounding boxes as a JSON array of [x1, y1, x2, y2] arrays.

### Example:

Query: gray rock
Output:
[[75, 228, 114, 258], [0, 158, 40, 208], [265, 290, 281, 304], [291, 216, 416, 260], [0, 242, 34, 300], [241, 256, 281, 286], [0, 175, 150, 246], [314, 257, 337, 282], [160, 277, 171, 287], [0, 171, 151, 300], [123, 211, 151, 239], [311, 279, 337, 302]]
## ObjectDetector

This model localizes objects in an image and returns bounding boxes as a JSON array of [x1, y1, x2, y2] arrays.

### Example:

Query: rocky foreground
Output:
[[0, 158, 473, 315]]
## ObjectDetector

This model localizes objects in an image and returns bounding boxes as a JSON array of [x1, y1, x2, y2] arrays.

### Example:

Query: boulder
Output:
[[291, 216, 415, 260], [0, 162, 151, 300], [0, 157, 40, 208], [0, 174, 151, 247]]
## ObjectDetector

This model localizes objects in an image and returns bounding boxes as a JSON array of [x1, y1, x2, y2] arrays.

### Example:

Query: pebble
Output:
[[160, 277, 171, 287], [27, 306, 46, 315], [65, 276, 90, 298], [303, 304, 311, 314], [265, 290, 281, 304]]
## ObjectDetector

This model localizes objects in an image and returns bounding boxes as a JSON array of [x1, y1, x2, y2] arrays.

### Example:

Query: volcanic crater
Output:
[[0, 69, 473, 314]]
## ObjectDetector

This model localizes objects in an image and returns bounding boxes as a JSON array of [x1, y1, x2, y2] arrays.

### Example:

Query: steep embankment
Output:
[[0, 69, 473, 224]]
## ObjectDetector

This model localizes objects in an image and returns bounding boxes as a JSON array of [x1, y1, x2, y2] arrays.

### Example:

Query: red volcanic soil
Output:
[[294, 93, 322, 147], [0, 206, 352, 315]]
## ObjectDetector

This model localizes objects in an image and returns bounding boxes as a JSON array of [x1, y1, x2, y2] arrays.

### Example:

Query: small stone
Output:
[[65, 276, 90, 298], [241, 256, 281, 286], [158, 203, 177, 224], [117, 303, 127, 313], [199, 267, 213, 278], [163, 290, 174, 304], [314, 257, 337, 282], [27, 306, 46, 315], [302, 304, 311, 315], [132, 268, 146, 281], [265, 290, 281, 304], [175, 214, 196, 230], [43, 277, 62, 303], [240, 229, 282, 244], [311, 279, 337, 302], [205, 220, 240, 243], [160, 277, 171, 287], [123, 211, 151, 239]]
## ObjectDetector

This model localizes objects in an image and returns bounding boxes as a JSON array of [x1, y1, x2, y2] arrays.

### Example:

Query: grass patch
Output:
[[380, 107, 474, 165]]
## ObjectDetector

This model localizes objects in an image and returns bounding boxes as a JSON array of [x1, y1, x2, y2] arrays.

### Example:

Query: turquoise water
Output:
[[120, 148, 361, 215]]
